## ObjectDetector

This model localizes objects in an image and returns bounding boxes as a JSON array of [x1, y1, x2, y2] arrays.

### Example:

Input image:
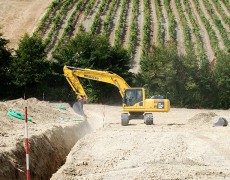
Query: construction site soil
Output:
[[0, 98, 229, 179], [0, 1, 230, 179]]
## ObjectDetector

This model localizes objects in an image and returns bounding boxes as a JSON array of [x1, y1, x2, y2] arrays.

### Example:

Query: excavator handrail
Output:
[[63, 65, 130, 98]]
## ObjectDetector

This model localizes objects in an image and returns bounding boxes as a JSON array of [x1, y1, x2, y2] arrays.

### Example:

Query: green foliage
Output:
[[128, 0, 138, 56], [214, 52, 230, 108], [140, 45, 176, 96], [139, 44, 226, 108], [0, 32, 12, 98], [53, 32, 132, 103], [0, 32, 11, 82], [10, 33, 51, 86], [1, 23, 228, 109], [35, 0, 62, 33], [52, 0, 84, 53], [54, 32, 130, 71], [103, 0, 118, 34]]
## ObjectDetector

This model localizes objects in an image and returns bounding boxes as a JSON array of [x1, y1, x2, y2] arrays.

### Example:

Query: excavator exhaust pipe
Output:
[[72, 101, 87, 119]]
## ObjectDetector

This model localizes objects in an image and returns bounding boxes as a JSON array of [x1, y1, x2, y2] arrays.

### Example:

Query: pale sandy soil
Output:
[[1, 2, 230, 179], [0, 98, 82, 148], [51, 104, 230, 180], [0, 98, 86, 179], [218, 0, 230, 17], [0, 0, 52, 49], [0, 98, 230, 179]]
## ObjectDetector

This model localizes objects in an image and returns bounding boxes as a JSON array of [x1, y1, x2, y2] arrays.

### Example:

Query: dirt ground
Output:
[[51, 104, 230, 180], [0, 98, 83, 150], [0, 98, 86, 179], [0, 98, 230, 179], [0, 1, 230, 179], [0, 0, 52, 49]]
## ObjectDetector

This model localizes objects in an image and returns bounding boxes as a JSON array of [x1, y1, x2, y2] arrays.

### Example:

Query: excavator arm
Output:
[[64, 65, 170, 125], [63, 66, 87, 99], [63, 65, 130, 98]]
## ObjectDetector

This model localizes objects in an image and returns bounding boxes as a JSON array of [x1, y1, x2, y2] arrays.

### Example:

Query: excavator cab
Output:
[[123, 88, 143, 107], [63, 65, 170, 126]]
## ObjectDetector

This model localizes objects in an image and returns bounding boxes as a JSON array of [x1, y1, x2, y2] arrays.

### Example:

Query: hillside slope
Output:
[[0, 0, 52, 48], [0, 0, 229, 67]]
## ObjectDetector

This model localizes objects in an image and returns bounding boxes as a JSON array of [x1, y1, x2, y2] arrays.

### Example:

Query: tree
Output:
[[53, 32, 130, 72], [0, 32, 12, 98], [10, 33, 50, 86], [214, 52, 230, 108], [53, 32, 132, 103], [140, 44, 201, 107], [0, 32, 11, 82], [140, 45, 177, 101]]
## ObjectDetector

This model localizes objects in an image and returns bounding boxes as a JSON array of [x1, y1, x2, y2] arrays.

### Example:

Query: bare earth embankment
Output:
[[0, 99, 230, 179], [0, 98, 89, 179], [51, 104, 230, 179], [1, 1, 230, 179], [0, 0, 52, 49]]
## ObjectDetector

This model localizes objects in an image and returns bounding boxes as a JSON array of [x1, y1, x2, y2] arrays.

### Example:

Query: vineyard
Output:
[[33, 0, 229, 72], [0, 2, 230, 178]]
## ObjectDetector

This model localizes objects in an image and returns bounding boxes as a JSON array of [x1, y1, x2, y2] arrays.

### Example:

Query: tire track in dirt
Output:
[[149, 0, 158, 45], [209, 0, 230, 37], [197, 0, 225, 50], [123, 0, 132, 48], [189, 0, 215, 61], [109, 1, 122, 46], [131, 0, 144, 74], [170, 0, 185, 55], [82, 0, 101, 32], [160, 0, 170, 44]]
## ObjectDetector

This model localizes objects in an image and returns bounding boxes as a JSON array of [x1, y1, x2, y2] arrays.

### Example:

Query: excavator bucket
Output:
[[72, 101, 87, 119]]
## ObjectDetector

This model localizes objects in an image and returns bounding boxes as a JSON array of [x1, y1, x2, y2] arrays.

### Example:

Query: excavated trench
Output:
[[0, 117, 101, 180]]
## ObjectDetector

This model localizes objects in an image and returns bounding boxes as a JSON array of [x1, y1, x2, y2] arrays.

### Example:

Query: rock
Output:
[[213, 117, 228, 127]]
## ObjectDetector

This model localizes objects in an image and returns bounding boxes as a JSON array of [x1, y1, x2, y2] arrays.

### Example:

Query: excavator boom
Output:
[[64, 66, 130, 98], [64, 65, 170, 126]]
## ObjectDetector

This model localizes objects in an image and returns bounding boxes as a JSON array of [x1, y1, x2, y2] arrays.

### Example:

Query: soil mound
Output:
[[187, 112, 217, 127], [0, 98, 89, 179]]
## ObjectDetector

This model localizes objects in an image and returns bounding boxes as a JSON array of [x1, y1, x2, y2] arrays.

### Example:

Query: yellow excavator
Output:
[[63, 65, 170, 126]]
